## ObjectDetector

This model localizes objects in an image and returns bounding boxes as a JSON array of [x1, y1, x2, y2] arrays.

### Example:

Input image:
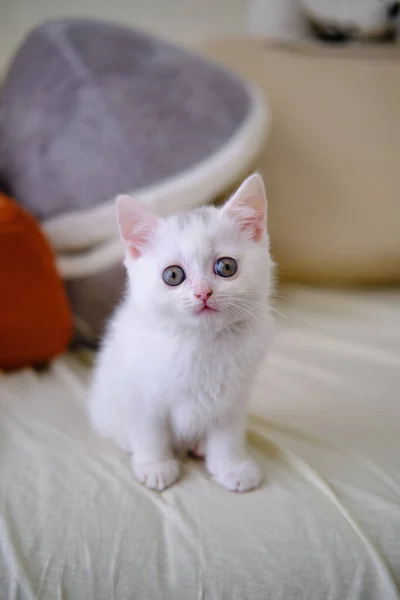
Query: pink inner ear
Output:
[[223, 174, 267, 242], [116, 195, 160, 259], [243, 214, 264, 242], [128, 246, 141, 259], [231, 205, 264, 242]]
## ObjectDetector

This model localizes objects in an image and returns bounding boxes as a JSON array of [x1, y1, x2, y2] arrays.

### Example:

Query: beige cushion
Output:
[[200, 40, 400, 284]]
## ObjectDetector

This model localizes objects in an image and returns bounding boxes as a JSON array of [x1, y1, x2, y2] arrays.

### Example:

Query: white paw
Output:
[[210, 458, 262, 492], [133, 459, 180, 491]]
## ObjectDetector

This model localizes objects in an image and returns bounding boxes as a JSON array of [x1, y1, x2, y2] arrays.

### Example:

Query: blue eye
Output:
[[214, 257, 237, 278], [163, 266, 186, 286]]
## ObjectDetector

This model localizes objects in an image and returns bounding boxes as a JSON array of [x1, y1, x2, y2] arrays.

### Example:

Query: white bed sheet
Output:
[[0, 286, 399, 600]]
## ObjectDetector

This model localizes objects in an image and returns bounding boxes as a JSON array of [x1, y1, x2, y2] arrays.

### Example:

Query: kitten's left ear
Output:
[[116, 194, 160, 259], [222, 173, 267, 242]]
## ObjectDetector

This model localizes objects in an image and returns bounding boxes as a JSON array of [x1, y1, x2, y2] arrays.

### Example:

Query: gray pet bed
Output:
[[0, 19, 269, 344]]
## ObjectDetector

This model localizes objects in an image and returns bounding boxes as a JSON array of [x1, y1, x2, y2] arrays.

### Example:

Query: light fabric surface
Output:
[[0, 286, 400, 599]]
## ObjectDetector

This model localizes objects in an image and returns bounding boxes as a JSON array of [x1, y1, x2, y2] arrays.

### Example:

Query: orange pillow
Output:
[[0, 193, 72, 370]]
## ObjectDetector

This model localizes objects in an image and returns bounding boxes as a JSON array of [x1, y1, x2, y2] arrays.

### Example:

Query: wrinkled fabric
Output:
[[0, 285, 399, 599]]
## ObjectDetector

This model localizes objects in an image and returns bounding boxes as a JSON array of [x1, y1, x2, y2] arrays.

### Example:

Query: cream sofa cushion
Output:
[[200, 40, 400, 284]]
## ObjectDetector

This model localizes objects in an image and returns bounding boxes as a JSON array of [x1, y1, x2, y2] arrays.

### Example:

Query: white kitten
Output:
[[87, 174, 274, 492]]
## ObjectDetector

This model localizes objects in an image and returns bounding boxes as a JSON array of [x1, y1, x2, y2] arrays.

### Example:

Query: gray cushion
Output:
[[0, 19, 251, 223]]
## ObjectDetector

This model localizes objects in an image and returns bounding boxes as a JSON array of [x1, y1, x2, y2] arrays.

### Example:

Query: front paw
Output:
[[133, 458, 180, 491], [210, 458, 262, 492]]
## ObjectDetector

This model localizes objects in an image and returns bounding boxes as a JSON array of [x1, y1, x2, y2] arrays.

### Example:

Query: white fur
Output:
[[87, 174, 274, 492]]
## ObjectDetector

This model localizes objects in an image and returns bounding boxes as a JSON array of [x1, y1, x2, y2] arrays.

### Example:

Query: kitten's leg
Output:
[[130, 418, 180, 491], [205, 414, 261, 492]]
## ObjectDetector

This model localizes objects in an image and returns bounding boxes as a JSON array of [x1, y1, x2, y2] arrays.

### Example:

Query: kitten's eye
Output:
[[214, 257, 238, 278], [162, 266, 186, 286]]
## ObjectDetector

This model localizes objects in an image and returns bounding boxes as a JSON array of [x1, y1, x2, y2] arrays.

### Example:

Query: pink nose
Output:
[[194, 286, 213, 302]]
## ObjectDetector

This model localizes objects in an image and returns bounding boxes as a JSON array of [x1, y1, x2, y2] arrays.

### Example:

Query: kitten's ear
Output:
[[222, 173, 267, 242], [116, 195, 160, 259]]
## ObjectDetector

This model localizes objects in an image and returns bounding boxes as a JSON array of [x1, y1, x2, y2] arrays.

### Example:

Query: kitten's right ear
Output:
[[222, 173, 267, 242], [116, 195, 160, 259]]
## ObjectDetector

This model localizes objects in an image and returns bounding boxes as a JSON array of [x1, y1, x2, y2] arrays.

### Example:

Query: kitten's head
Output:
[[117, 174, 274, 331]]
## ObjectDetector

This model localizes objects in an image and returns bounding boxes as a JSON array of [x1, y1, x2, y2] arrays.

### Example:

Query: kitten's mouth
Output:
[[197, 304, 218, 314]]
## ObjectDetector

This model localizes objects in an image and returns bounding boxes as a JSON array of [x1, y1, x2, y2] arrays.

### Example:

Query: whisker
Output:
[[271, 294, 294, 304], [227, 303, 269, 328], [227, 297, 288, 323], [225, 290, 294, 304], [268, 307, 287, 321]]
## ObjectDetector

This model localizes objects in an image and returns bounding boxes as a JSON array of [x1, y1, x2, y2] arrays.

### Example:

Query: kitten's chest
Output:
[[134, 327, 264, 440], [165, 330, 255, 401], [131, 325, 264, 407], [168, 337, 242, 438]]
